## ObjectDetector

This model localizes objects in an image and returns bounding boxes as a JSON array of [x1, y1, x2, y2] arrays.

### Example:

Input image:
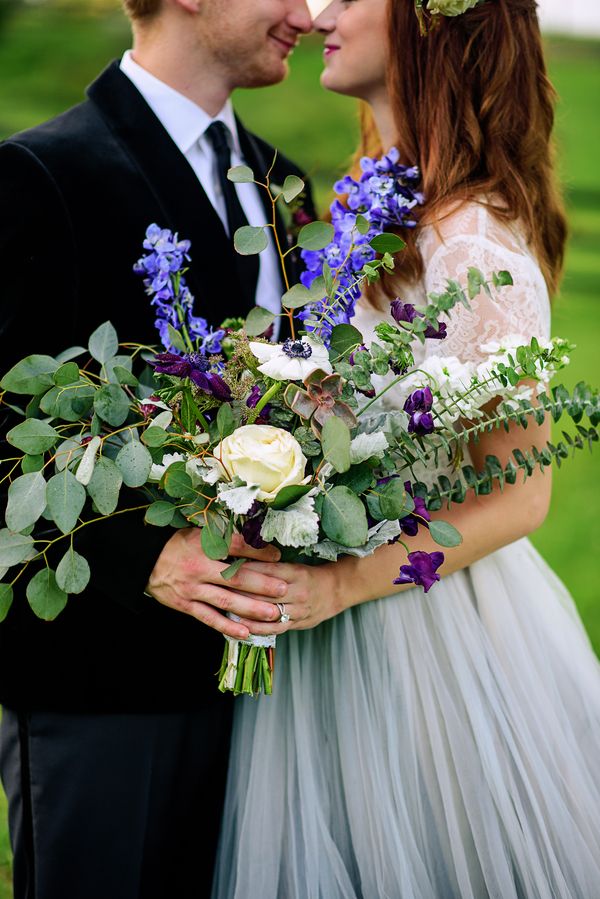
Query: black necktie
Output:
[[205, 120, 259, 309]]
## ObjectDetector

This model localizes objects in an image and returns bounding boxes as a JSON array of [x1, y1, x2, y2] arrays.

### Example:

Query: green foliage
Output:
[[86, 457, 123, 515], [227, 164, 254, 183], [244, 306, 275, 336], [321, 415, 351, 473], [296, 220, 334, 251], [5, 472, 47, 533], [45, 469, 86, 534], [88, 320, 119, 364], [7, 419, 59, 454], [321, 486, 368, 547], [234, 224, 268, 255], [56, 549, 90, 594], [0, 354, 58, 394], [26, 568, 68, 620], [116, 440, 153, 487]]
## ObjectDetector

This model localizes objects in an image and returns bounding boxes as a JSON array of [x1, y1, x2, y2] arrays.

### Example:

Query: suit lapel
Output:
[[87, 62, 251, 322]]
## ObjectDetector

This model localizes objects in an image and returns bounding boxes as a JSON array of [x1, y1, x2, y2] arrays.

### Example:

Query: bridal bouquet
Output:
[[1, 151, 597, 696]]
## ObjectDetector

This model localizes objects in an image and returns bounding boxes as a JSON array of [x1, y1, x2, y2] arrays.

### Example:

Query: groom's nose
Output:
[[286, 0, 313, 34]]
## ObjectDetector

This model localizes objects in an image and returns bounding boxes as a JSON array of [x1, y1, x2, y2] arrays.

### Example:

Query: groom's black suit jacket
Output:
[[0, 61, 314, 712]]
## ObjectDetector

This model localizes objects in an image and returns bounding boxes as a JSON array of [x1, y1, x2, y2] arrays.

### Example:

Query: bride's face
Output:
[[313, 0, 388, 101]]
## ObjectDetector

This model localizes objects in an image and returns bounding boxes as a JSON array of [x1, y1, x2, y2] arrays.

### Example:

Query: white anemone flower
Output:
[[249, 335, 332, 381], [148, 452, 186, 482]]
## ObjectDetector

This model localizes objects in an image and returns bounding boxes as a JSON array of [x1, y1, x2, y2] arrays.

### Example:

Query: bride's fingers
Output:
[[228, 533, 281, 562]]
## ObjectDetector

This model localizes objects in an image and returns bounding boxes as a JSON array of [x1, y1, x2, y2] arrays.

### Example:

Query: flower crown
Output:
[[415, 0, 484, 34], [416, 0, 484, 19]]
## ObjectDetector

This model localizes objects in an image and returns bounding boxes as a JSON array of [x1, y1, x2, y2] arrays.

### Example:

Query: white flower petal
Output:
[[350, 432, 389, 465], [217, 483, 260, 515]]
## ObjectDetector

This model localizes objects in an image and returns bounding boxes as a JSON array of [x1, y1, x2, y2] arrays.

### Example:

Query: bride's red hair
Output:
[[355, 0, 567, 299]]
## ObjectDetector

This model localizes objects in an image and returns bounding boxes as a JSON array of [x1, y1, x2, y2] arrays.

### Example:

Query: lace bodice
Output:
[[352, 201, 551, 370]]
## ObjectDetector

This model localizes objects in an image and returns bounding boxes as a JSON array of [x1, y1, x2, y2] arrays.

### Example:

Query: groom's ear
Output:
[[170, 0, 201, 13]]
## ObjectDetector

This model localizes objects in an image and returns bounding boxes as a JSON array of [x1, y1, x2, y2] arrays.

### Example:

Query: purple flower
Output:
[[393, 551, 444, 593], [151, 352, 231, 400], [246, 386, 272, 420], [399, 482, 431, 537], [134, 224, 224, 357], [300, 149, 424, 347], [404, 386, 435, 435], [391, 299, 447, 341]]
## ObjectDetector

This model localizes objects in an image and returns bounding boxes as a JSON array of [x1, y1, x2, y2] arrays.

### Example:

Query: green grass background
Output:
[[0, 6, 598, 895]]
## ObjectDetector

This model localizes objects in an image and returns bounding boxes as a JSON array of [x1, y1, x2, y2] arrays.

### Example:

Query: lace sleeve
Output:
[[420, 204, 551, 364]]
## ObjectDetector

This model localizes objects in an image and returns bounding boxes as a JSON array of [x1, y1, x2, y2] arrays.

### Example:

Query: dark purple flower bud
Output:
[[423, 321, 447, 340], [241, 511, 268, 549], [246, 385, 262, 409], [393, 551, 444, 593], [390, 299, 417, 325]]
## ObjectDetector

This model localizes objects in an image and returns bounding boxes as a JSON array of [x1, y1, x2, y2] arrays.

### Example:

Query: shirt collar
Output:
[[120, 50, 241, 157]]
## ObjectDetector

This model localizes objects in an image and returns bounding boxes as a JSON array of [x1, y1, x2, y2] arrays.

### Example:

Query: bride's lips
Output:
[[324, 43, 340, 58], [269, 33, 298, 56]]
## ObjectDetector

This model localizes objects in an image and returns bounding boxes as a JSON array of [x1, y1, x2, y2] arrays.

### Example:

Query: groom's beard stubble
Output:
[[199, 11, 293, 89]]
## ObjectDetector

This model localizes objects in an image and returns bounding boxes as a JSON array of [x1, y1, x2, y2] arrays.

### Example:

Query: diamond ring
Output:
[[276, 602, 290, 624]]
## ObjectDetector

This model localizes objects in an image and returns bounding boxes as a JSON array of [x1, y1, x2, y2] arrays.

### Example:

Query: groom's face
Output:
[[198, 0, 312, 88]]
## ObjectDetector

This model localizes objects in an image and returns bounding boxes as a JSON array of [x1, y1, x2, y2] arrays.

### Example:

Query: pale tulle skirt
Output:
[[212, 539, 600, 899]]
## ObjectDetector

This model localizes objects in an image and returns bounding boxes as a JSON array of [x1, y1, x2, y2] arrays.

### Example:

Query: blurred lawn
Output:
[[0, 7, 598, 897]]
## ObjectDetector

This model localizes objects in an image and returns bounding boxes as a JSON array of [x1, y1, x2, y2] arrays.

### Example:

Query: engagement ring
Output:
[[276, 602, 290, 624]]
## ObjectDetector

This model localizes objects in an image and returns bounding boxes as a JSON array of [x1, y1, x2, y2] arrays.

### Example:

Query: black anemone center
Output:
[[282, 338, 312, 360]]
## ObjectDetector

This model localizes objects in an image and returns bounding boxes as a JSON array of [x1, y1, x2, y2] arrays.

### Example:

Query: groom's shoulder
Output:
[[0, 98, 104, 174]]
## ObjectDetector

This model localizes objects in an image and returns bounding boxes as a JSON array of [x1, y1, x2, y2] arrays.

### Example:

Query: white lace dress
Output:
[[212, 205, 600, 899]]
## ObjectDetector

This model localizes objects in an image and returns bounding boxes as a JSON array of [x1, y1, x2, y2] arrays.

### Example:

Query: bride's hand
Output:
[[232, 560, 342, 634], [145, 529, 289, 639]]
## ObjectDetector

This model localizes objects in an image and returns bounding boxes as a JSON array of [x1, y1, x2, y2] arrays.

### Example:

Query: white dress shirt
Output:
[[120, 51, 282, 334]]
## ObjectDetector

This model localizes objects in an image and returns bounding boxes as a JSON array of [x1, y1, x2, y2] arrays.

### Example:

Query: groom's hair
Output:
[[122, 0, 162, 20]]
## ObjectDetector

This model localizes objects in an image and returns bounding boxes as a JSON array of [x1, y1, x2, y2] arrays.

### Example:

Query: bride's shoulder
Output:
[[417, 198, 530, 264]]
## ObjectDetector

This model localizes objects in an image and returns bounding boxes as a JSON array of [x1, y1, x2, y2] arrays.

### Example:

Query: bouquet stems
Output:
[[217, 634, 276, 696]]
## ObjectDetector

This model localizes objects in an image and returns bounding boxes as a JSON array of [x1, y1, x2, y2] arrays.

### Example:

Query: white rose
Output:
[[210, 425, 309, 502]]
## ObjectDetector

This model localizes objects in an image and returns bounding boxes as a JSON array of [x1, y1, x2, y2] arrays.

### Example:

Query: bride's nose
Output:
[[311, 1, 339, 32]]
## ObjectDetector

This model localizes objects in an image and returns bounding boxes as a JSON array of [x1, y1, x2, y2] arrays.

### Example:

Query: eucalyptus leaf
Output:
[[88, 321, 119, 364], [245, 306, 276, 337], [56, 549, 90, 594], [220, 557, 246, 581], [0, 354, 58, 395], [282, 174, 304, 203], [26, 568, 68, 620], [269, 483, 312, 511], [75, 436, 101, 486], [217, 403, 235, 439], [55, 346, 87, 364], [355, 214, 370, 236], [0, 584, 14, 623], [110, 365, 138, 387], [369, 233, 406, 254], [94, 384, 131, 427], [7, 419, 59, 455], [297, 221, 334, 251], [321, 487, 368, 547], [145, 501, 176, 527], [46, 469, 87, 534], [322, 416, 351, 473], [87, 457, 123, 516], [201, 519, 230, 561], [0, 530, 35, 567], [116, 440, 153, 488], [329, 324, 364, 358], [378, 479, 409, 520], [162, 462, 195, 500], [21, 454, 45, 474], [227, 164, 254, 183], [234, 225, 268, 256], [142, 427, 169, 447], [53, 362, 81, 386], [5, 472, 47, 533], [429, 519, 463, 548]]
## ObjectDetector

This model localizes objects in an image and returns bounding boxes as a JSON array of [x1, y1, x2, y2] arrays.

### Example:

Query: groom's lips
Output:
[[269, 33, 298, 55], [324, 43, 340, 57]]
